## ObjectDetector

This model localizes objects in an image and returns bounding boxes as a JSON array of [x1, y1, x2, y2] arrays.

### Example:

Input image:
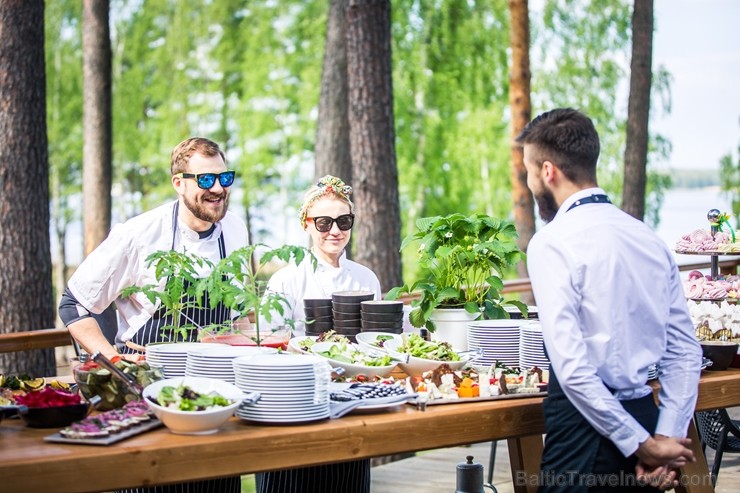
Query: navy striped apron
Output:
[[257, 459, 371, 493], [538, 367, 660, 493], [118, 203, 240, 493]]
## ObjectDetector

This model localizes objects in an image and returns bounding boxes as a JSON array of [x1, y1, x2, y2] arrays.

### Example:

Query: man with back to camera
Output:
[[517, 108, 702, 492]]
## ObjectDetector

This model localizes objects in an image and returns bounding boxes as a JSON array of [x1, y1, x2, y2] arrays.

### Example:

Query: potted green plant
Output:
[[205, 244, 316, 346], [122, 250, 216, 340], [123, 244, 315, 347], [386, 213, 526, 348]]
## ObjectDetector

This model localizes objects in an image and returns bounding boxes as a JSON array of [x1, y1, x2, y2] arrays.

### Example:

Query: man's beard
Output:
[[535, 187, 559, 223], [183, 192, 229, 224]]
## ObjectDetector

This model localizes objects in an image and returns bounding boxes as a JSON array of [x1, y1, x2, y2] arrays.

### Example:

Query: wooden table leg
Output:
[[508, 434, 544, 493], [675, 419, 714, 493]]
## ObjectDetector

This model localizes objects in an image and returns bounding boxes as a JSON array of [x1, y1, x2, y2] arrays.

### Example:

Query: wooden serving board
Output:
[[408, 390, 547, 406], [44, 418, 163, 446]]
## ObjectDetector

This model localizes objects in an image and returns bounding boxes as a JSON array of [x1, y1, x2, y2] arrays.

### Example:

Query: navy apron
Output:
[[118, 203, 240, 493], [538, 367, 661, 493]]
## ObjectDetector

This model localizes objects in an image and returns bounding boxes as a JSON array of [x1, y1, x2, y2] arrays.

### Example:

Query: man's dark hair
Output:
[[515, 108, 600, 185]]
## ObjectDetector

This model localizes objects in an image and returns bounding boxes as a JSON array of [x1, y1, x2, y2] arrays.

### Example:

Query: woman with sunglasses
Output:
[[265, 175, 381, 338], [258, 175, 379, 493]]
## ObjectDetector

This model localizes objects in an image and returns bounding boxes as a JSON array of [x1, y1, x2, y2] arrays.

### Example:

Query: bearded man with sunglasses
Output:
[[60, 137, 247, 366]]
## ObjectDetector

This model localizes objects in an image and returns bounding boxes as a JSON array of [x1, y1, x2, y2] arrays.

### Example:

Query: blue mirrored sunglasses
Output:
[[176, 170, 235, 189]]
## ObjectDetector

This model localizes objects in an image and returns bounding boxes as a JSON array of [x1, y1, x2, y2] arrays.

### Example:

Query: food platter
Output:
[[44, 418, 163, 446], [407, 390, 547, 406]]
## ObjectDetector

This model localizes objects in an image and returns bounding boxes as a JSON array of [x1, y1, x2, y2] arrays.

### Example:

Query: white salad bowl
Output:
[[310, 341, 398, 378], [354, 332, 403, 353], [143, 376, 245, 435], [287, 336, 318, 354], [383, 339, 469, 376]]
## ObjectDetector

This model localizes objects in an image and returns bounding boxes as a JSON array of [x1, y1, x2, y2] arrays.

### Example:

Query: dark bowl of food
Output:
[[701, 341, 739, 371], [20, 403, 91, 428]]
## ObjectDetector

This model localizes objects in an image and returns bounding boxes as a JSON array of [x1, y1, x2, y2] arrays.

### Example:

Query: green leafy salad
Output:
[[316, 341, 393, 367], [155, 385, 233, 411], [400, 333, 461, 361]]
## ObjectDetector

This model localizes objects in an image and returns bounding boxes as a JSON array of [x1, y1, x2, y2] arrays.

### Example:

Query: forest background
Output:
[[1, 0, 738, 375]]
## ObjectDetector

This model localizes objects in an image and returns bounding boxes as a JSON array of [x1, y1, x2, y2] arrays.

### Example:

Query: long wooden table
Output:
[[2, 369, 739, 493]]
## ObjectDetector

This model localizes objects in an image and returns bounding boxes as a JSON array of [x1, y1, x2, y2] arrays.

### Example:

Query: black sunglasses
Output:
[[308, 214, 355, 232], [176, 170, 235, 189]]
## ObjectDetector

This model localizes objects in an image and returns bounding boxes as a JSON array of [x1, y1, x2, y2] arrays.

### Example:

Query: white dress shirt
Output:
[[265, 250, 381, 336], [68, 201, 249, 343], [527, 187, 702, 456]]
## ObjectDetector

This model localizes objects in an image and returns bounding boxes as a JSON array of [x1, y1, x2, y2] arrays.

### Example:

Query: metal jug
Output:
[[456, 455, 496, 493]]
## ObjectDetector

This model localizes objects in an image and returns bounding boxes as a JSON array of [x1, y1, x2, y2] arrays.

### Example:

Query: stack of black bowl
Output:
[[331, 290, 375, 340], [360, 300, 404, 334], [304, 298, 333, 336]]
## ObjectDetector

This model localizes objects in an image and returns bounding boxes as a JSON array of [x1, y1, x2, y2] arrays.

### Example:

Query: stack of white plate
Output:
[[466, 320, 523, 367], [185, 345, 276, 384], [647, 364, 659, 380], [146, 342, 209, 378], [519, 322, 549, 369], [233, 353, 331, 424]]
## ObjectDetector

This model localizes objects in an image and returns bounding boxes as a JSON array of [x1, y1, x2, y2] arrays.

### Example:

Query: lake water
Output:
[[653, 186, 729, 268]]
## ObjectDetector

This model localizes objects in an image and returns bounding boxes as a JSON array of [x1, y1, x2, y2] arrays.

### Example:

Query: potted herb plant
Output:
[[386, 213, 526, 349], [205, 244, 315, 347], [123, 244, 315, 347], [122, 250, 216, 340]]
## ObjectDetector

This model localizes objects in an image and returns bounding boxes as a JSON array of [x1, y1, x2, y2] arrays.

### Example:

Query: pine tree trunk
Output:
[[509, 0, 535, 293], [346, 0, 402, 292], [316, 0, 351, 185], [82, 0, 112, 254], [622, 0, 653, 221], [0, 0, 56, 376]]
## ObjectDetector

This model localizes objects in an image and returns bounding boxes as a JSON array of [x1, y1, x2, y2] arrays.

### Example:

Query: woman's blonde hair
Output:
[[299, 175, 353, 229]]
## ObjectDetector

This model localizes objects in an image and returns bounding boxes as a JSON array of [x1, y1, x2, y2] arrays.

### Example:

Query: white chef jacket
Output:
[[67, 200, 249, 344], [265, 250, 381, 336], [527, 187, 702, 457]]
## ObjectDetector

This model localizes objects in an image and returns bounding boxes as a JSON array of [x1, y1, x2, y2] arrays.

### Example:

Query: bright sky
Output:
[[652, 0, 740, 170]]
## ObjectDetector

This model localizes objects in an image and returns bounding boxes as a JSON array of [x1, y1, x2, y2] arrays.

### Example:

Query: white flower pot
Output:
[[429, 308, 480, 351]]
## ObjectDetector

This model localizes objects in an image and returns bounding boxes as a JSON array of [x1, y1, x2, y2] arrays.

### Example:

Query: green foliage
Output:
[[386, 213, 526, 331], [720, 144, 740, 226], [122, 251, 215, 338], [123, 245, 315, 344]]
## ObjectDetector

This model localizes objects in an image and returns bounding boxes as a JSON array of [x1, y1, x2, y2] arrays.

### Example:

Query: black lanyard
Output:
[[566, 194, 611, 212]]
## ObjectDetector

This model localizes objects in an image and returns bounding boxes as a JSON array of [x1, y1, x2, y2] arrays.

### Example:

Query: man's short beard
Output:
[[183, 192, 229, 224], [535, 187, 559, 223]]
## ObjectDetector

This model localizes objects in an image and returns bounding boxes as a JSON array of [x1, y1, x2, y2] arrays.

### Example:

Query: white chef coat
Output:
[[527, 187, 702, 456], [265, 250, 381, 336], [67, 200, 249, 343]]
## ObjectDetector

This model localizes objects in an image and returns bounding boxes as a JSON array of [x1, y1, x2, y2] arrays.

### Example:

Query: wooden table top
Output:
[[2, 369, 739, 493]]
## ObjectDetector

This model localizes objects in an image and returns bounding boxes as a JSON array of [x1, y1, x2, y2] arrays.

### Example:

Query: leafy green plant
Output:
[[206, 244, 316, 345], [122, 244, 315, 345], [122, 250, 215, 339], [386, 213, 526, 331]]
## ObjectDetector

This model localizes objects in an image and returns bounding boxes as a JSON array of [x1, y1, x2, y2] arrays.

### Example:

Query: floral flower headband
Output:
[[299, 175, 354, 229]]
